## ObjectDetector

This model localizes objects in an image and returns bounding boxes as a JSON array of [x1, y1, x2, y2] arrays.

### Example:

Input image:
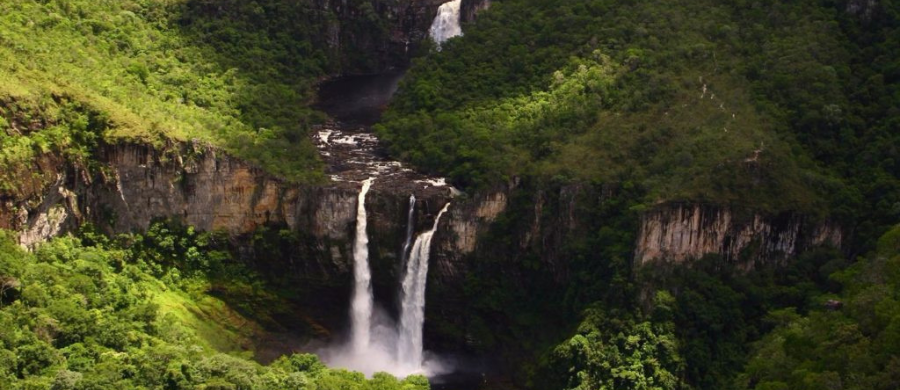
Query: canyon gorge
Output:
[[3, 1, 886, 390]]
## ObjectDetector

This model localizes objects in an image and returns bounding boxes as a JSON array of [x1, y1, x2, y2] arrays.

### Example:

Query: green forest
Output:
[[0, 225, 429, 390], [378, 0, 899, 246], [1, 0, 899, 389]]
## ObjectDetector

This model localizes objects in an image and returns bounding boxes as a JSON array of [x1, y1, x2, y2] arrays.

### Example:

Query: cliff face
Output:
[[315, 0, 448, 73], [432, 188, 508, 282], [317, 0, 492, 73], [1, 141, 451, 314], [430, 189, 844, 284], [431, 183, 593, 283], [3, 141, 844, 288], [635, 203, 843, 267], [1, 141, 845, 353]]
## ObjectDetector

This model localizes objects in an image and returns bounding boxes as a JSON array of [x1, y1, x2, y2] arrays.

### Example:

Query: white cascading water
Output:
[[401, 195, 417, 265], [323, 187, 454, 378], [350, 178, 375, 353], [397, 203, 452, 368], [429, 0, 463, 46]]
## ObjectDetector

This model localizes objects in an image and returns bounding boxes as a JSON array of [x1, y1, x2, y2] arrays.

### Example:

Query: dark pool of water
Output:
[[315, 71, 406, 127]]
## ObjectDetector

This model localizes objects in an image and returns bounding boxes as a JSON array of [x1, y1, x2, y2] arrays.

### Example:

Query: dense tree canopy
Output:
[[0, 1, 898, 390], [0, 227, 429, 390], [379, 0, 899, 238]]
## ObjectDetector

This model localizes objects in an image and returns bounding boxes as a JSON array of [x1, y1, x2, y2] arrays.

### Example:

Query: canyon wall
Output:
[[0, 142, 452, 320], [4, 147, 843, 286], [429, 188, 844, 284], [313, 0, 448, 73], [0, 140, 844, 353], [635, 203, 843, 267]]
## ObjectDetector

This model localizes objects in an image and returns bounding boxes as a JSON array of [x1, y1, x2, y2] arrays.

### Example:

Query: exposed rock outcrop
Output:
[[635, 203, 842, 267], [0, 139, 845, 356], [0, 140, 450, 301], [433, 188, 508, 282], [2, 140, 845, 287]]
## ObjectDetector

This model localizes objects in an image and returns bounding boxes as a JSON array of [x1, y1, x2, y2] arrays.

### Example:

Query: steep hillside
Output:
[[0, 1, 897, 390], [374, 0, 899, 388], [0, 0, 447, 183], [378, 0, 899, 245]]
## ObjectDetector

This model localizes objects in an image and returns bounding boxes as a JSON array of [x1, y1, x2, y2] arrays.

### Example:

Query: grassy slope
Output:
[[0, 0, 329, 183]]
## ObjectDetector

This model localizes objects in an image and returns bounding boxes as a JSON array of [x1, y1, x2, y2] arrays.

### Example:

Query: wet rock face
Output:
[[635, 203, 843, 267]]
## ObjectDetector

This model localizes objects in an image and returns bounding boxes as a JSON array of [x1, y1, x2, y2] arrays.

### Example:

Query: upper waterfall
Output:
[[397, 202, 452, 369], [350, 178, 375, 353], [429, 0, 463, 46]]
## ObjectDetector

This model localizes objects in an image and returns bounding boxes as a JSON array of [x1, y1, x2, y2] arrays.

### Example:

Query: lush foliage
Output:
[[736, 226, 900, 390], [0, 228, 428, 390], [2, 1, 899, 390], [545, 296, 683, 390], [379, 5, 900, 385], [538, 226, 899, 390], [379, 0, 899, 224], [0, 0, 346, 182]]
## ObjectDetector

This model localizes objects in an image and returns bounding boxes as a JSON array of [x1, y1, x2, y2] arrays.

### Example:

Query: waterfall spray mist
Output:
[[320, 188, 454, 378]]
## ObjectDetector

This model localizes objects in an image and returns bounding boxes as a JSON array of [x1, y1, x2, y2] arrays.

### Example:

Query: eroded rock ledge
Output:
[[0, 139, 844, 354], [635, 203, 843, 267], [2, 143, 843, 280]]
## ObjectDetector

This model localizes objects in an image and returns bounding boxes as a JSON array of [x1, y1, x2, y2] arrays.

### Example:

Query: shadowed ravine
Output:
[[311, 76, 478, 385], [307, 4, 472, 384], [305, 3, 487, 384]]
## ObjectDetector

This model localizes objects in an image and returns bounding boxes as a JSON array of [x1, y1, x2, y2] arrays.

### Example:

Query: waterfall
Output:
[[429, 0, 463, 46], [350, 178, 375, 353], [401, 195, 417, 265], [327, 184, 453, 377], [397, 202, 451, 368]]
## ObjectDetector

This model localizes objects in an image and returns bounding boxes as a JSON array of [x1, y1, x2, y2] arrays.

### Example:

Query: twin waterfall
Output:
[[345, 179, 450, 375], [429, 0, 463, 46]]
